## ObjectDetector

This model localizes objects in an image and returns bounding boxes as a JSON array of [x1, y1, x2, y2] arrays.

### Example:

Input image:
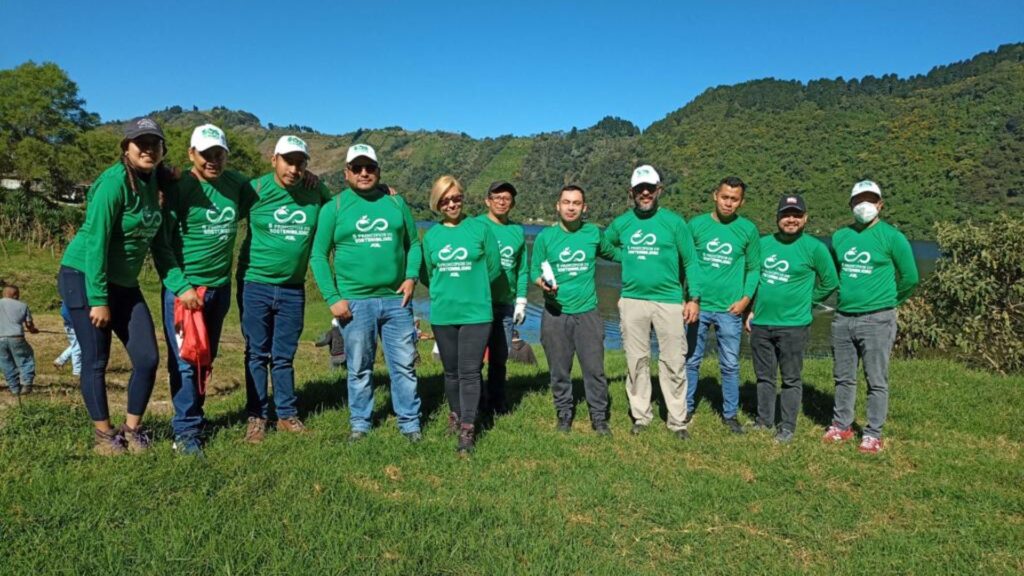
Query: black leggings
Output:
[[434, 322, 491, 425], [57, 266, 159, 422]]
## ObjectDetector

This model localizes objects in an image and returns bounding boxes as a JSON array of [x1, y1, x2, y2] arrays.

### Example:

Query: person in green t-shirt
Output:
[[475, 180, 529, 416], [421, 176, 502, 454], [746, 194, 838, 443], [236, 135, 333, 444], [686, 176, 761, 434], [309, 144, 423, 443], [57, 117, 176, 456], [823, 180, 919, 453], [531, 185, 620, 435], [606, 165, 702, 441]]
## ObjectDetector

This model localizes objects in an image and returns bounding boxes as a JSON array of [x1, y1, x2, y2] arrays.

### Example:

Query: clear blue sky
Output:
[[3, 0, 1022, 137]]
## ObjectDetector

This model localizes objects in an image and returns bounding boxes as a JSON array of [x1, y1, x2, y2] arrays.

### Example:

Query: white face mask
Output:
[[853, 201, 879, 224]]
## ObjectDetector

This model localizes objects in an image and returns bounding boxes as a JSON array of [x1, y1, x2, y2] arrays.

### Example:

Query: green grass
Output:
[[2, 243, 1023, 574]]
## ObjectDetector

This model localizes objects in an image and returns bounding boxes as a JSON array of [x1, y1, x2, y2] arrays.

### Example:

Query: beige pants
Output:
[[619, 297, 688, 431]]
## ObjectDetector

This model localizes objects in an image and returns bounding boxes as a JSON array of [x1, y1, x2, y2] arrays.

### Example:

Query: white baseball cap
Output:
[[630, 165, 661, 188], [346, 143, 378, 164], [850, 179, 882, 198], [190, 124, 229, 152], [274, 135, 309, 157]]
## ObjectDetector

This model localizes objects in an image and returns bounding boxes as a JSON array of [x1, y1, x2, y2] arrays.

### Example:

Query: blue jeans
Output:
[[162, 285, 232, 439], [485, 304, 515, 411], [685, 310, 743, 419], [241, 282, 305, 420], [340, 297, 421, 434], [0, 337, 35, 391]]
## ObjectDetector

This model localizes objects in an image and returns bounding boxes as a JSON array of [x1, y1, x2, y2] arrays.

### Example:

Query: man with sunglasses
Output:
[[606, 165, 703, 440], [475, 181, 528, 416], [310, 144, 423, 443]]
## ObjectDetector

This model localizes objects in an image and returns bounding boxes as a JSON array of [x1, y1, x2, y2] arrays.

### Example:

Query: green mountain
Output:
[[143, 43, 1024, 238]]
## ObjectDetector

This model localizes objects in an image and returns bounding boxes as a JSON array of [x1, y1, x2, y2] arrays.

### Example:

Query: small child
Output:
[[53, 301, 82, 376], [509, 329, 538, 366], [314, 319, 346, 371]]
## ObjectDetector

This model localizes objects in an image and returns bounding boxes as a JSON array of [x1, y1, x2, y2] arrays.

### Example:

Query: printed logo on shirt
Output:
[[556, 246, 589, 277], [627, 229, 660, 260], [203, 206, 236, 242], [703, 237, 735, 268], [268, 205, 311, 241], [274, 206, 308, 224], [499, 244, 515, 269], [437, 244, 471, 277], [206, 206, 236, 224], [352, 214, 394, 248], [130, 207, 163, 239], [558, 247, 587, 263], [762, 254, 791, 284], [841, 247, 873, 278]]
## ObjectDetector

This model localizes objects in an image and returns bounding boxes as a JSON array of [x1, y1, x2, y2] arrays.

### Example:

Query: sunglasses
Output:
[[632, 184, 658, 195], [439, 194, 464, 208], [349, 163, 378, 174]]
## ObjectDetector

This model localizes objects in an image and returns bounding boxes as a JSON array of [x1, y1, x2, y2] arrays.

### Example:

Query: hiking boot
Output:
[[592, 421, 612, 436], [457, 424, 475, 455], [276, 416, 306, 434], [675, 429, 690, 441], [724, 417, 745, 435], [630, 423, 647, 436], [858, 436, 884, 454], [822, 424, 855, 444], [348, 430, 368, 444], [446, 412, 460, 436], [556, 412, 573, 433], [93, 427, 127, 456], [121, 424, 152, 454], [403, 430, 423, 444], [774, 429, 795, 444], [172, 436, 204, 457], [245, 417, 267, 444]]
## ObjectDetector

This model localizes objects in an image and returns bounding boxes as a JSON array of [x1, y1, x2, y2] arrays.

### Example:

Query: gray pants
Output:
[[751, 325, 809, 433], [540, 307, 608, 424], [831, 309, 898, 438]]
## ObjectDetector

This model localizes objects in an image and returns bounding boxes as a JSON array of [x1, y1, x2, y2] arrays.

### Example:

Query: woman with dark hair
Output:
[[57, 117, 175, 455]]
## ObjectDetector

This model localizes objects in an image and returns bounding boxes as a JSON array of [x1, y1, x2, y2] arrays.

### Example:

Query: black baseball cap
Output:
[[123, 117, 165, 141], [777, 194, 807, 215], [487, 181, 517, 197]]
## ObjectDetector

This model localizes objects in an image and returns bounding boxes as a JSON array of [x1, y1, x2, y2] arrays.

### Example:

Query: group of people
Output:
[[54, 116, 919, 458]]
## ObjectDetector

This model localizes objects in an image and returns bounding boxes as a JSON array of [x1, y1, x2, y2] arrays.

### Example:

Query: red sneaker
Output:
[[822, 424, 855, 443], [858, 436, 884, 454]]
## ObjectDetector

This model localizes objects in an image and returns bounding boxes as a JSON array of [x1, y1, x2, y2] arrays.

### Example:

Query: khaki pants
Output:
[[619, 298, 688, 431]]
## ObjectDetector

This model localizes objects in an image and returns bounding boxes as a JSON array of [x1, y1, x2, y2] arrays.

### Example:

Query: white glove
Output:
[[514, 298, 528, 325]]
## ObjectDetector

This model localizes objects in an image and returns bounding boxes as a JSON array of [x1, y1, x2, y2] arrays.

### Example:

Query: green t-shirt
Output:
[[689, 213, 761, 312], [474, 214, 528, 306], [831, 220, 920, 314], [752, 232, 839, 327], [237, 173, 333, 286], [156, 169, 254, 294], [529, 222, 620, 315], [310, 187, 423, 304], [605, 207, 703, 303], [421, 217, 502, 325], [61, 162, 168, 306]]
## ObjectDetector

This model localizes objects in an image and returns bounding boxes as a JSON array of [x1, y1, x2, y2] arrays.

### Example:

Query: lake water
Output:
[[412, 222, 938, 357]]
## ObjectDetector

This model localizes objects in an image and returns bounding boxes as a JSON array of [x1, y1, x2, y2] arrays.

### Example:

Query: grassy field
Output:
[[1, 242, 1023, 574]]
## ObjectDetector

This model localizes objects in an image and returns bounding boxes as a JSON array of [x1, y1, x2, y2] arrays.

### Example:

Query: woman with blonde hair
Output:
[[420, 175, 501, 454]]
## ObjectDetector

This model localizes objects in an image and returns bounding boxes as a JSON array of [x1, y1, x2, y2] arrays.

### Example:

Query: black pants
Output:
[[434, 322, 491, 425], [57, 266, 159, 421], [750, 324, 809, 433], [540, 307, 609, 423]]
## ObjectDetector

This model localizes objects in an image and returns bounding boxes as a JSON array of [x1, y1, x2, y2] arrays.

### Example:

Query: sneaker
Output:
[[683, 411, 694, 426], [172, 436, 204, 457], [403, 430, 423, 444], [446, 412, 460, 436], [244, 417, 267, 444], [630, 423, 647, 436], [121, 424, 152, 454], [750, 418, 773, 432], [18, 385, 32, 396], [592, 422, 612, 436], [822, 424, 855, 443], [774, 429, 795, 444], [7, 387, 21, 396], [724, 417, 745, 435], [675, 429, 690, 441], [348, 430, 368, 444], [276, 416, 306, 434], [858, 436, 884, 454], [93, 427, 127, 456], [556, 412, 573, 433], [457, 424, 475, 454]]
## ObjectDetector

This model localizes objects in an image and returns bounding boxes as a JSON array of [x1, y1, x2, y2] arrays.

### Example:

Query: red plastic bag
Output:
[[174, 286, 213, 395]]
